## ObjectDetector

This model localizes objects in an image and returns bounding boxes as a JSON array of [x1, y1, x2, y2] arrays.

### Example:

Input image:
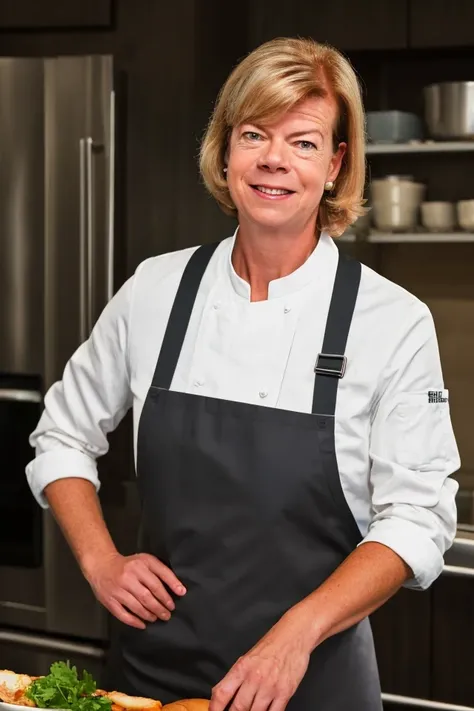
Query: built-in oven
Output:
[[0, 368, 138, 680], [0, 372, 48, 635], [0, 373, 43, 569]]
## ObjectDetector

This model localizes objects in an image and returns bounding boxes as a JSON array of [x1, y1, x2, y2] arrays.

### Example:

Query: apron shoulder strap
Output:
[[151, 242, 220, 390], [312, 250, 362, 416]]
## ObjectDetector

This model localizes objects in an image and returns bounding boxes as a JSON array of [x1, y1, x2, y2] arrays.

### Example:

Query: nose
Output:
[[257, 137, 290, 173]]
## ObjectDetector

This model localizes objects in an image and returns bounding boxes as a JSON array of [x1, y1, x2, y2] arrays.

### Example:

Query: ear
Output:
[[223, 144, 230, 168], [327, 142, 347, 183], [223, 127, 234, 168]]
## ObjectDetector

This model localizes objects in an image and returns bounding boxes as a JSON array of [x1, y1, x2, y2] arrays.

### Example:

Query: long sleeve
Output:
[[26, 274, 135, 508], [362, 301, 460, 590]]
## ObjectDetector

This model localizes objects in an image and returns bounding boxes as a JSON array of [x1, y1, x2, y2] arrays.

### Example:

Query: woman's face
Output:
[[226, 95, 346, 235]]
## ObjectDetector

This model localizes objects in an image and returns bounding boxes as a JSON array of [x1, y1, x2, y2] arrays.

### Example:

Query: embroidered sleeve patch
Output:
[[428, 389, 449, 404]]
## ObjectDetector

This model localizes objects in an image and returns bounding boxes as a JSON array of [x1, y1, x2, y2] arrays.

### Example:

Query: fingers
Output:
[[126, 578, 172, 621], [213, 682, 288, 711], [210, 662, 246, 711], [141, 554, 187, 596], [92, 553, 187, 630], [137, 566, 176, 612], [228, 681, 259, 711], [251, 683, 290, 711], [108, 598, 146, 630], [268, 700, 288, 711], [115, 588, 161, 624], [123, 555, 185, 619]]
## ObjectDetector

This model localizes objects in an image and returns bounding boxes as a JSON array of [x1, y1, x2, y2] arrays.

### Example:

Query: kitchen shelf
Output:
[[366, 141, 474, 155], [339, 232, 357, 242], [340, 232, 474, 243], [369, 231, 474, 243]]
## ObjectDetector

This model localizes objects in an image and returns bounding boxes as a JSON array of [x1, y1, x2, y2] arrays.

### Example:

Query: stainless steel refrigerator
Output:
[[0, 54, 131, 679]]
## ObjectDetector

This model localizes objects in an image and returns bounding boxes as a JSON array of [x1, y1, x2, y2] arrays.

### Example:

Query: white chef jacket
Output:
[[26, 230, 460, 590]]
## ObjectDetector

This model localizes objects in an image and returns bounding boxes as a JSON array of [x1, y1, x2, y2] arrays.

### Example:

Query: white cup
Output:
[[457, 200, 474, 231], [370, 178, 426, 232], [421, 202, 456, 232]]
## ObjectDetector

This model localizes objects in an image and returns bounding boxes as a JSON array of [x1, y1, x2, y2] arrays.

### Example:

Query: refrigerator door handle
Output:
[[107, 90, 115, 303], [79, 136, 94, 342], [80, 136, 107, 338]]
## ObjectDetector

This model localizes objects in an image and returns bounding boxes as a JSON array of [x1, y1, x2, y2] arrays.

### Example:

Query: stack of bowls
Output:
[[370, 176, 426, 232]]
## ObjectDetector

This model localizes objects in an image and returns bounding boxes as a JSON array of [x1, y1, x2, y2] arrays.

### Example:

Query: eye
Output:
[[243, 131, 262, 141], [296, 140, 317, 151]]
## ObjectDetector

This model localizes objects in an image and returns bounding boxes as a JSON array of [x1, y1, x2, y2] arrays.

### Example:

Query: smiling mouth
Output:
[[251, 185, 295, 197]]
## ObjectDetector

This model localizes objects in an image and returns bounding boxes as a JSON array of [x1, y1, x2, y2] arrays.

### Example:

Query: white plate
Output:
[[0, 703, 69, 711]]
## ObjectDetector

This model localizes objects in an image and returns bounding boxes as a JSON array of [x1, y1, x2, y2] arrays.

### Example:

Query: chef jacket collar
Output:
[[227, 225, 338, 301]]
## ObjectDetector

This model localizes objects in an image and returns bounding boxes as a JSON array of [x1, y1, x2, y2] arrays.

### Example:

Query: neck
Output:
[[231, 220, 319, 302]]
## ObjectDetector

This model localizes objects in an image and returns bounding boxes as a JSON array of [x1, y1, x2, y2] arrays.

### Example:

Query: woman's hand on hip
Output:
[[210, 606, 315, 711], [85, 552, 187, 629]]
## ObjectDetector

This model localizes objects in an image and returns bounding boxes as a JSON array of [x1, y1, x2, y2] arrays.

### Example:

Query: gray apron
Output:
[[118, 242, 382, 710]]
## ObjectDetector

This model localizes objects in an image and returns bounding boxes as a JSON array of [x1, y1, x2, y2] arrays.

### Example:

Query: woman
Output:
[[26, 38, 460, 711]]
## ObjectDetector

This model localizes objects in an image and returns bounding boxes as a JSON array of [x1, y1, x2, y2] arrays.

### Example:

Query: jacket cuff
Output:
[[359, 517, 445, 590], [26, 449, 100, 509]]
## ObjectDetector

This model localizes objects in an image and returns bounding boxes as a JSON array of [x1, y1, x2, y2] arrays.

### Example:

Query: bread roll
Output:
[[162, 700, 209, 711], [105, 691, 162, 711]]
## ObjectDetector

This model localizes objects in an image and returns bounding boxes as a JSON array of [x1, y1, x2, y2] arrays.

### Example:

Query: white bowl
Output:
[[371, 179, 426, 205], [421, 201, 456, 232], [372, 203, 420, 232], [457, 200, 474, 231], [371, 179, 426, 232]]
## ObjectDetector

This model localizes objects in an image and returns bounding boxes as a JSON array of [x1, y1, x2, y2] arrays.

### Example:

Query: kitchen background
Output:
[[1, 1, 473, 710]]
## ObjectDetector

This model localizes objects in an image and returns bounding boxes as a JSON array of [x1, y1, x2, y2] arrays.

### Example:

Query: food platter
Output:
[[0, 704, 69, 711], [0, 666, 207, 711]]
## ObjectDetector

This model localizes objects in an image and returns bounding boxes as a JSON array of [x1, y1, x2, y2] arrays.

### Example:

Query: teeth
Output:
[[256, 186, 290, 195]]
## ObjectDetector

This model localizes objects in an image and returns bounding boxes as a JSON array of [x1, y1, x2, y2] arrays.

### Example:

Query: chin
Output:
[[246, 209, 295, 231], [250, 219, 291, 233]]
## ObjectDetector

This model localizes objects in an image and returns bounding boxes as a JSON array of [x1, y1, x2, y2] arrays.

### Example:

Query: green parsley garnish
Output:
[[25, 661, 112, 711]]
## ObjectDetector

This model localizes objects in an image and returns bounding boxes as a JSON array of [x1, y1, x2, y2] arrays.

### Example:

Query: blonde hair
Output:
[[199, 37, 367, 237]]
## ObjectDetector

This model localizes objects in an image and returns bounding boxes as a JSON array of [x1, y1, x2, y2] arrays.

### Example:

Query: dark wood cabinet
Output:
[[370, 588, 432, 699], [432, 573, 474, 707], [121, 0, 245, 272], [410, 0, 474, 48], [372, 572, 474, 708], [249, 0, 409, 52], [0, 0, 113, 29]]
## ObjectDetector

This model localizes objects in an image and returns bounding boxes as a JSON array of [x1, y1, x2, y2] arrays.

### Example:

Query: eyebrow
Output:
[[287, 129, 324, 140], [245, 123, 324, 141]]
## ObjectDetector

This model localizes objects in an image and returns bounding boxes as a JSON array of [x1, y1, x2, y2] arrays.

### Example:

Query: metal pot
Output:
[[424, 81, 474, 139]]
